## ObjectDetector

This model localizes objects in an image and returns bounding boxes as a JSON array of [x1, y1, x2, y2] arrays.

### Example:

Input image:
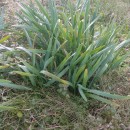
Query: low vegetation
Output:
[[0, 0, 130, 129]]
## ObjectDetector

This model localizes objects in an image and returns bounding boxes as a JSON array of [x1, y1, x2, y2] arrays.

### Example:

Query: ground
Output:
[[0, 0, 130, 130]]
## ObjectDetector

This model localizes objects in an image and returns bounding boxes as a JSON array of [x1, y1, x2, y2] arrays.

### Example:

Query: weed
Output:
[[7, 0, 129, 105]]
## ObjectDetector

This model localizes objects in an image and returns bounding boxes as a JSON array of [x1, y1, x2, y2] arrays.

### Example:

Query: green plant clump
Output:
[[1, 0, 130, 105]]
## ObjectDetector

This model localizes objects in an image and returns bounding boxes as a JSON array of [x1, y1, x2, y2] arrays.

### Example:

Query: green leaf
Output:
[[78, 84, 130, 100], [0, 36, 10, 43], [83, 69, 88, 87], [0, 79, 12, 83], [74, 65, 86, 83], [91, 45, 114, 59], [16, 47, 32, 56], [47, 66, 69, 86], [22, 61, 39, 75], [24, 29, 33, 48], [57, 53, 71, 73], [115, 39, 130, 51], [88, 89, 130, 100], [10, 71, 35, 77], [84, 16, 100, 34], [111, 51, 130, 69], [0, 105, 17, 111], [44, 36, 53, 62], [88, 94, 119, 106], [0, 82, 32, 90], [17, 111, 23, 118], [44, 56, 54, 69], [35, 0, 50, 21], [28, 49, 47, 54], [41, 70, 72, 86], [78, 86, 88, 102], [70, 44, 83, 65], [0, 64, 10, 69], [18, 64, 37, 86]]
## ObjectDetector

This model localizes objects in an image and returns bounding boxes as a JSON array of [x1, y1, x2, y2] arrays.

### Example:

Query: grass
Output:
[[0, 69, 130, 130], [0, 89, 89, 130], [0, 0, 130, 129], [100, 0, 130, 23]]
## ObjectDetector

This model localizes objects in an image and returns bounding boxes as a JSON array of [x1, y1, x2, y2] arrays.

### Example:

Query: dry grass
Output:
[[100, 0, 130, 22]]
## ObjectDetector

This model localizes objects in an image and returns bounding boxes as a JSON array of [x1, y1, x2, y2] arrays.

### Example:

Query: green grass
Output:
[[0, 0, 130, 129]]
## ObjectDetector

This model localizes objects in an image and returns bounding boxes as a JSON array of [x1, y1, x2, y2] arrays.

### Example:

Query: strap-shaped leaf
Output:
[[74, 65, 86, 83], [35, 0, 50, 21], [10, 71, 35, 77], [0, 81, 32, 90], [47, 66, 69, 86], [0, 35, 10, 43], [18, 65, 36, 86], [41, 70, 72, 86], [22, 61, 39, 75], [111, 51, 130, 69], [0, 105, 17, 111], [115, 39, 130, 51], [57, 53, 71, 73], [83, 69, 88, 87], [78, 84, 130, 100], [44, 56, 54, 69], [88, 93, 119, 106], [0, 64, 10, 69], [78, 86, 88, 102]]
